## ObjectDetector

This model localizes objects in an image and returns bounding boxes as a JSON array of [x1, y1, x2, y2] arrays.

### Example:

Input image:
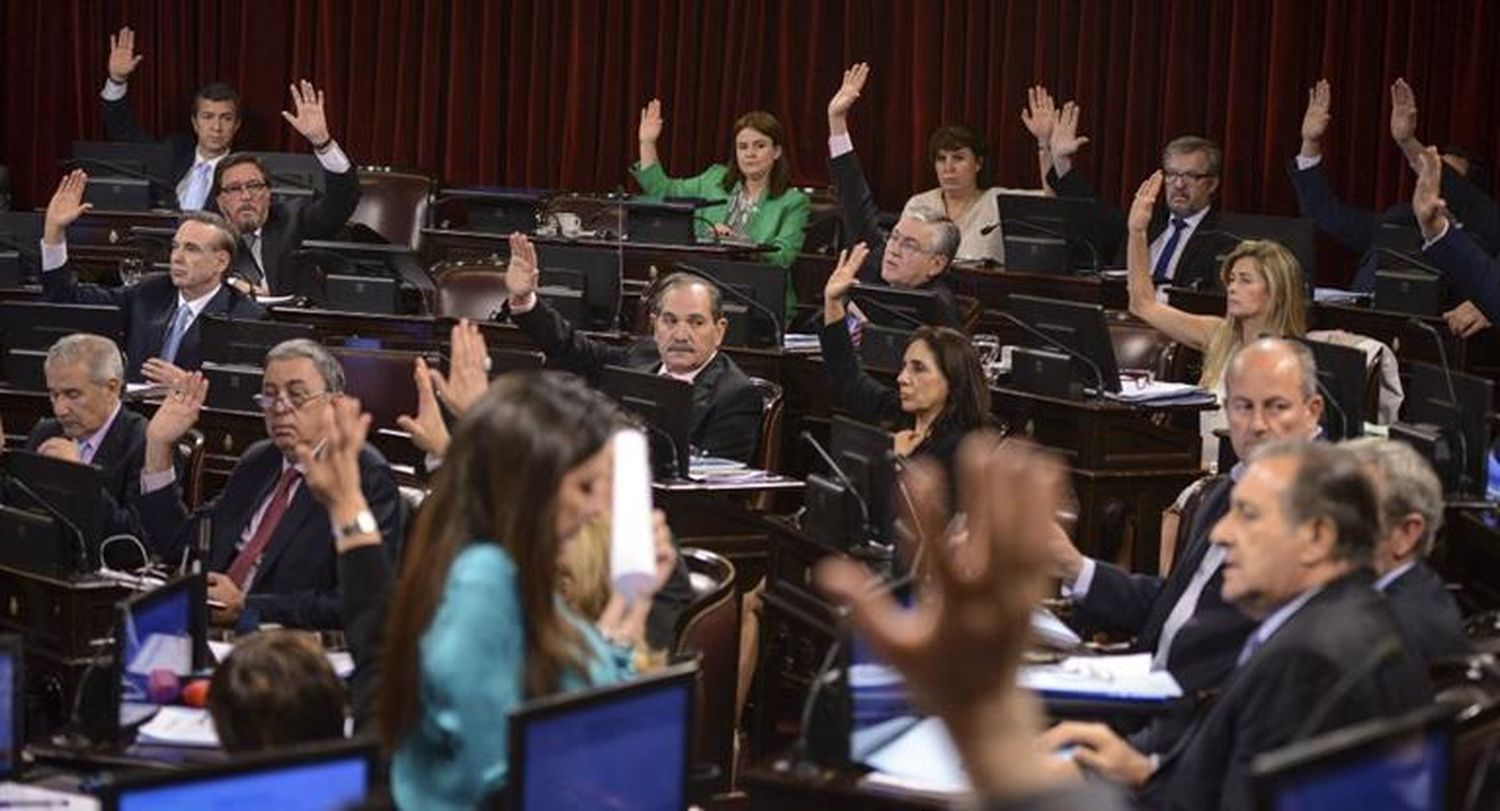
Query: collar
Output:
[[79, 401, 123, 459], [1238, 583, 1324, 667], [193, 150, 229, 169], [1169, 205, 1212, 230], [177, 285, 221, 317], [659, 351, 718, 384], [1374, 560, 1418, 592]]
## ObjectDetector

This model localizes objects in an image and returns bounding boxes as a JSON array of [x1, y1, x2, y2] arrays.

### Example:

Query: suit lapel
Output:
[[247, 484, 320, 591], [210, 448, 283, 571], [688, 355, 726, 443]]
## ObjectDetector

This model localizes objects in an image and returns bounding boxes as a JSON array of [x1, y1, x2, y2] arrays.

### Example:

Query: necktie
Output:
[[159, 304, 194, 363], [1150, 543, 1227, 670], [1152, 217, 1188, 284], [180, 161, 212, 211], [78, 439, 94, 464], [225, 468, 302, 589]]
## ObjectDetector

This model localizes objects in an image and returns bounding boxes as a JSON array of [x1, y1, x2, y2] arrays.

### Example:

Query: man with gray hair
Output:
[[1346, 437, 1468, 663], [22, 333, 151, 560], [137, 339, 405, 630]]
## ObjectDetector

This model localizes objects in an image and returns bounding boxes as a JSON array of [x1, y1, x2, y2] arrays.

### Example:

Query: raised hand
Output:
[[141, 358, 188, 388], [828, 63, 870, 121], [107, 26, 143, 83], [1049, 101, 1090, 160], [144, 373, 208, 476], [505, 232, 540, 306], [1390, 78, 1420, 150], [1412, 146, 1450, 240], [43, 170, 92, 244], [395, 356, 451, 457], [1300, 79, 1331, 154], [638, 98, 664, 145], [1129, 171, 1163, 234], [281, 79, 331, 146], [1021, 85, 1057, 147], [822, 242, 869, 323], [297, 396, 371, 531], [429, 318, 491, 419]]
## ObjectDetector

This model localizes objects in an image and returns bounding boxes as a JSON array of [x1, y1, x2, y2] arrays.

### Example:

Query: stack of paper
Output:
[[1106, 379, 1216, 404], [135, 706, 221, 748], [1019, 653, 1183, 702]]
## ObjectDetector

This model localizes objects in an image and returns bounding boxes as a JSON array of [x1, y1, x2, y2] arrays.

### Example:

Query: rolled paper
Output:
[[610, 429, 657, 600]]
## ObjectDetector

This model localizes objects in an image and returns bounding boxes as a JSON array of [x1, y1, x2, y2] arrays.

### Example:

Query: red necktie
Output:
[[226, 467, 302, 588]]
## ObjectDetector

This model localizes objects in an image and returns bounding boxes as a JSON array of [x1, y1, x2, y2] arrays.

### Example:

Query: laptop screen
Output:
[[0, 638, 17, 778], [1269, 729, 1447, 810], [117, 579, 199, 730], [112, 749, 371, 811], [512, 666, 694, 811]]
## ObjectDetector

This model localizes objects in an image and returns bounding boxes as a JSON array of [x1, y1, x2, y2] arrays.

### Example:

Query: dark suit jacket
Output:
[[101, 95, 198, 206], [25, 408, 150, 566], [827, 150, 963, 329], [137, 440, 405, 630], [1143, 572, 1432, 811], [1382, 560, 1468, 664], [1288, 158, 1500, 292], [40, 265, 265, 379], [231, 166, 361, 297], [510, 299, 763, 463], [1424, 225, 1500, 323], [1046, 166, 1232, 290]]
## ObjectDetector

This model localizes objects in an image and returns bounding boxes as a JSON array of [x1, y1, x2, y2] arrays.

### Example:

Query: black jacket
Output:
[[25, 408, 150, 566], [1381, 560, 1469, 665], [1423, 224, 1500, 324], [101, 93, 199, 206], [229, 166, 362, 297]]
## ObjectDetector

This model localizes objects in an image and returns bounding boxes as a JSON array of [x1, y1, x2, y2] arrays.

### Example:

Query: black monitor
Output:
[[598, 365, 693, 480], [1214, 213, 1318, 280], [326, 274, 399, 315], [70, 141, 177, 210], [1400, 361, 1494, 497], [997, 193, 1107, 272], [1299, 338, 1367, 440], [100, 738, 379, 811], [507, 660, 697, 811], [200, 362, 265, 413], [622, 199, 701, 245], [0, 211, 43, 286], [1371, 222, 1426, 270], [244, 151, 325, 198], [535, 243, 623, 331], [0, 302, 125, 354], [3, 449, 104, 573], [0, 635, 20, 781], [1007, 294, 1121, 394], [856, 323, 914, 374], [830, 416, 896, 546], [443, 187, 548, 234], [1251, 702, 1452, 811], [677, 258, 786, 348], [4, 348, 46, 391], [113, 575, 208, 735], [292, 240, 419, 305], [0, 505, 70, 577], [199, 316, 315, 367], [850, 285, 948, 330]]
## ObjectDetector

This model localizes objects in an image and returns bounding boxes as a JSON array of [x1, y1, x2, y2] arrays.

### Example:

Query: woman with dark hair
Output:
[[818, 242, 993, 469], [632, 101, 810, 286]]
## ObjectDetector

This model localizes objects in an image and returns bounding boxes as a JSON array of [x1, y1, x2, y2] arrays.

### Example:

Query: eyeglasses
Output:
[[251, 390, 329, 412], [220, 181, 270, 198], [1162, 170, 1216, 184]]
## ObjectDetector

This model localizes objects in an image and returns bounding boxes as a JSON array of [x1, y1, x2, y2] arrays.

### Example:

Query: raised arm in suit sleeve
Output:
[[1069, 563, 1167, 638], [630, 162, 725, 200], [828, 150, 886, 283], [1285, 159, 1381, 256], [510, 297, 636, 381], [101, 82, 155, 145], [294, 154, 361, 239], [1440, 167, 1500, 255], [40, 260, 132, 308], [760, 189, 810, 268], [817, 317, 902, 427], [1424, 225, 1500, 323], [1044, 165, 1126, 263]]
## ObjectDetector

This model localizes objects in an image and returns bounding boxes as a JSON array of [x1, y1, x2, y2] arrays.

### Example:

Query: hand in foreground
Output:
[[141, 358, 188, 388], [396, 356, 451, 457], [638, 98, 664, 145], [1300, 79, 1331, 154], [44, 170, 93, 244], [505, 232, 540, 306], [817, 435, 1076, 798], [282, 79, 332, 146], [1128, 171, 1163, 234], [1021, 85, 1057, 147], [429, 318, 491, 418], [1039, 721, 1157, 787], [1412, 145, 1450, 241], [145, 373, 208, 450], [1389, 77, 1419, 149], [828, 63, 870, 120], [822, 243, 869, 324], [297, 396, 374, 547], [107, 26, 144, 83], [1049, 101, 1090, 160]]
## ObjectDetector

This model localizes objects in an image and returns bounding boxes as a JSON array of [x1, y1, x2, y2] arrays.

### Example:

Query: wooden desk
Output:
[[419, 227, 767, 278], [62, 209, 180, 280], [951, 263, 1129, 318]]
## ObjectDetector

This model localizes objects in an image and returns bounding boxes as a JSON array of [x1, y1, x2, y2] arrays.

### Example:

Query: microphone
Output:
[[0, 466, 90, 574], [848, 289, 925, 330], [800, 431, 876, 552], [989, 216, 1102, 272], [62, 156, 177, 195], [1358, 245, 1447, 278], [1311, 375, 1352, 441], [677, 263, 784, 347], [988, 309, 1108, 397]]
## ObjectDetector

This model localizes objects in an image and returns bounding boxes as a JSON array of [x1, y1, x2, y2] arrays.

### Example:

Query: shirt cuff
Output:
[[509, 291, 538, 314], [101, 78, 127, 102], [1421, 220, 1452, 251], [315, 141, 353, 175], [423, 452, 443, 473], [828, 132, 854, 159], [1293, 154, 1322, 171], [140, 467, 177, 495], [40, 241, 68, 272], [1062, 557, 1097, 600]]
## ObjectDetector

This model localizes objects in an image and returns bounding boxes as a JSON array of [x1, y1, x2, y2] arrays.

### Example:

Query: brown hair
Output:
[[907, 326, 991, 438], [720, 111, 792, 199], [1199, 240, 1308, 388], [378, 372, 625, 750], [927, 124, 992, 189], [207, 631, 346, 753]]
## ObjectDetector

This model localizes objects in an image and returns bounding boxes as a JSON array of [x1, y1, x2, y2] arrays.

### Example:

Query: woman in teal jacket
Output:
[[632, 100, 810, 312]]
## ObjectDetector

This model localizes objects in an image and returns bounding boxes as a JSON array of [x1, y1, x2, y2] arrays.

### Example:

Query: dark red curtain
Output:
[[5, 1, 1498, 281]]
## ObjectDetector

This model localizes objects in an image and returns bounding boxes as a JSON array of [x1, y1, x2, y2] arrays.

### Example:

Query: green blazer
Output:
[[630, 162, 810, 270]]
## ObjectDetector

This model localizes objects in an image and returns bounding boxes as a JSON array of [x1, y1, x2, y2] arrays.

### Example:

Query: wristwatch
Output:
[[335, 509, 378, 540]]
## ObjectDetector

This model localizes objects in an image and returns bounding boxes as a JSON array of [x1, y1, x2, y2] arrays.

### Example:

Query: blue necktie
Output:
[[1152, 217, 1188, 284], [180, 162, 212, 211], [159, 305, 194, 363]]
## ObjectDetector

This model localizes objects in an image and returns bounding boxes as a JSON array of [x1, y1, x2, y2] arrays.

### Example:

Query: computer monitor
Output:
[[113, 575, 207, 733], [0, 635, 22, 780], [1401, 361, 1494, 497], [997, 193, 1107, 272], [331, 347, 435, 432], [598, 366, 693, 480], [326, 274, 399, 315], [243, 152, 326, 198], [0, 505, 70, 578], [1251, 702, 1453, 811], [0, 211, 43, 286], [293, 240, 420, 306], [70, 141, 177, 210], [622, 199, 701, 245], [444, 187, 548, 234], [1371, 222, 1426, 270], [850, 285, 948, 330], [1299, 338, 1367, 440], [200, 362, 265, 413], [856, 323, 914, 375], [535, 243, 624, 331], [100, 738, 379, 811], [0, 302, 125, 354], [1007, 294, 1121, 394], [3, 449, 104, 573], [830, 416, 896, 546], [677, 259, 786, 348], [507, 660, 697, 811], [199, 316, 315, 367], [1214, 213, 1318, 280]]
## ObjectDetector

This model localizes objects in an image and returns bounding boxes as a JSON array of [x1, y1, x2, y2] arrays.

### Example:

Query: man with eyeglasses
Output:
[[37, 170, 265, 384], [210, 80, 361, 298], [825, 64, 964, 329], [136, 339, 405, 630], [101, 26, 243, 211]]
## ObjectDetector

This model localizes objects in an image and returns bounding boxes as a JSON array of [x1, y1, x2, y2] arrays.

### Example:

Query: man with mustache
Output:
[[502, 233, 762, 463]]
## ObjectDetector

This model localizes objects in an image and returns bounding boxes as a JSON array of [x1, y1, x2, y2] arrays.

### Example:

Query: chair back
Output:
[[672, 548, 739, 794], [431, 260, 510, 320], [747, 377, 784, 474], [175, 429, 207, 510], [349, 167, 433, 250]]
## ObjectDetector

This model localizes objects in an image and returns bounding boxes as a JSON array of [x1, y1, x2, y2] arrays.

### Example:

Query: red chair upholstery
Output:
[[673, 547, 740, 794], [349, 167, 433, 250]]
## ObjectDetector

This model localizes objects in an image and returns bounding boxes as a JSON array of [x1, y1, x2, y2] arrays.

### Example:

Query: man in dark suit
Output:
[[824, 63, 963, 330], [209, 81, 361, 298], [38, 171, 264, 383], [1349, 437, 1468, 664], [1415, 146, 1500, 324], [1051, 338, 1324, 717], [1044, 441, 1431, 811], [22, 334, 149, 562], [502, 234, 762, 463], [1290, 78, 1496, 336], [136, 339, 405, 630], [100, 26, 241, 211]]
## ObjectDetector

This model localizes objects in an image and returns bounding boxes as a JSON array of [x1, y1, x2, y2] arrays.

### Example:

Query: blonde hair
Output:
[[1199, 240, 1308, 388], [557, 517, 667, 673]]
